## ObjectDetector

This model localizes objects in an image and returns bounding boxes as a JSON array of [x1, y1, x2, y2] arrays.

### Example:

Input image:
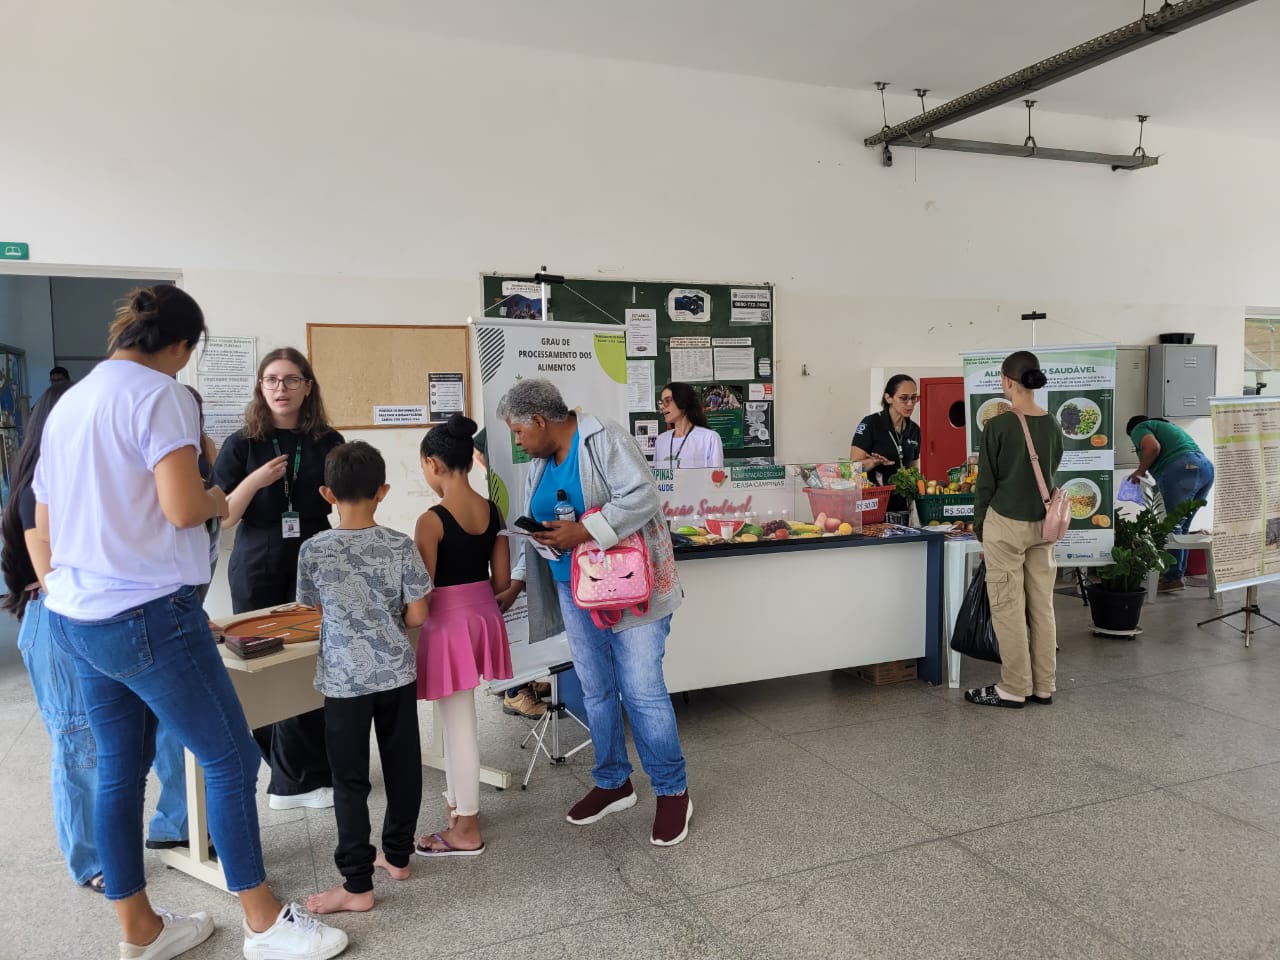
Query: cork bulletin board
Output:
[[306, 323, 471, 430]]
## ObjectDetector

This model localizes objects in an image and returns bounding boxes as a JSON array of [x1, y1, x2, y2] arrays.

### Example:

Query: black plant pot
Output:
[[1086, 585, 1147, 633]]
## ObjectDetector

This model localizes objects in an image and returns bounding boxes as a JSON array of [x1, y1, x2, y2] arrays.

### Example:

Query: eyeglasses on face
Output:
[[659, 396, 676, 407], [261, 376, 308, 391], [895, 394, 920, 403]]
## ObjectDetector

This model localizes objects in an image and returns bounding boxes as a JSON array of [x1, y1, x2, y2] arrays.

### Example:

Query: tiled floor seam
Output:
[[0, 708, 39, 767], [779, 729, 949, 840], [1154, 777, 1280, 840], [936, 836, 1161, 960], [944, 785, 1167, 846]]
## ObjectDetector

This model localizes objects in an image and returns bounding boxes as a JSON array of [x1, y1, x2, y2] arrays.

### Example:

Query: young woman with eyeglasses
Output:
[[652, 382, 724, 469], [212, 346, 344, 811], [850, 374, 922, 511]]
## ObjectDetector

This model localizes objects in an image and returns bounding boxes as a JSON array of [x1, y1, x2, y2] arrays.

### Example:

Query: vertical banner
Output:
[[1208, 396, 1280, 591], [474, 319, 631, 684], [962, 345, 1117, 564]]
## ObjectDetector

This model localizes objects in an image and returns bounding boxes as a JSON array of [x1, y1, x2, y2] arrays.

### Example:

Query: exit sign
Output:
[[1, 242, 29, 260]]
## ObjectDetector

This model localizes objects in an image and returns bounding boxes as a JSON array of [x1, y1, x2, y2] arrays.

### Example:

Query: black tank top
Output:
[[431, 502, 501, 587]]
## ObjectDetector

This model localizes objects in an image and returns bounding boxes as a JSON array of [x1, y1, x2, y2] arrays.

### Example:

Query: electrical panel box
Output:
[[1114, 346, 1149, 468], [1147, 344, 1217, 418]]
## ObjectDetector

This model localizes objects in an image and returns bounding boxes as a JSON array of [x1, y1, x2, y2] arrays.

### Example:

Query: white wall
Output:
[[4, 1, 1276, 608]]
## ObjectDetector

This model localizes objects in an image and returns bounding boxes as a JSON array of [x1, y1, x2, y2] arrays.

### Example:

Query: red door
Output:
[[919, 377, 966, 483]]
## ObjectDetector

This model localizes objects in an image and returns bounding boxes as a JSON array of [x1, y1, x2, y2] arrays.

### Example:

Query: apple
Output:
[[774, 527, 790, 540], [825, 517, 841, 533], [710, 469, 727, 485]]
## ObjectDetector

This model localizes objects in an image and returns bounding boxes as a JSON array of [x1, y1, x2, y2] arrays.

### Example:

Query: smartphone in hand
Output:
[[514, 516, 553, 534]]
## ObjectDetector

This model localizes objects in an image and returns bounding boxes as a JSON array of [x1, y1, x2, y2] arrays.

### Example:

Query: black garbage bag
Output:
[[950, 560, 1001, 663]]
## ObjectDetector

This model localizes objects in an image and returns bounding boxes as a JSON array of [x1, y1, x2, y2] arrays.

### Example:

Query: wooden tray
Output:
[[222, 607, 322, 645]]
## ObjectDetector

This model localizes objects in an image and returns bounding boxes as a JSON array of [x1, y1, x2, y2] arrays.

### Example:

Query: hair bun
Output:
[[445, 413, 478, 439], [1021, 369, 1048, 390]]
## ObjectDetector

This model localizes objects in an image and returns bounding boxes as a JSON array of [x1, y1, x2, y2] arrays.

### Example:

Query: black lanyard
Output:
[[670, 429, 691, 468], [271, 437, 303, 511], [883, 412, 906, 466]]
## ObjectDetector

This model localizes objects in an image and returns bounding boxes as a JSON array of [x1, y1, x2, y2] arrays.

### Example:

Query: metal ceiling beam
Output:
[[903, 136, 1159, 171], [864, 0, 1261, 148]]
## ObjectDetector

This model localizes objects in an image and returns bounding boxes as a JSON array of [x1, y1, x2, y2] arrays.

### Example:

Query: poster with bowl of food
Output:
[[974, 396, 1014, 433], [1056, 396, 1104, 441]]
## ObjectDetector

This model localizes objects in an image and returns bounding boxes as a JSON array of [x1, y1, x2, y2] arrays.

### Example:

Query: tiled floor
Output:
[[2, 583, 1280, 959]]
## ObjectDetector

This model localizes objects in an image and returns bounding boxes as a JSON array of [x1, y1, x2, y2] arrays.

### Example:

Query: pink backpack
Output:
[[570, 508, 653, 629]]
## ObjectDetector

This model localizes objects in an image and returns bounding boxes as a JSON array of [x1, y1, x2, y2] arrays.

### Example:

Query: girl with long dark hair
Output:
[[212, 346, 344, 810]]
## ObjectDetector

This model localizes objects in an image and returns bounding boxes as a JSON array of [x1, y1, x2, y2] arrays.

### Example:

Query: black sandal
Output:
[[84, 874, 105, 894], [964, 684, 1025, 708], [1027, 694, 1053, 705]]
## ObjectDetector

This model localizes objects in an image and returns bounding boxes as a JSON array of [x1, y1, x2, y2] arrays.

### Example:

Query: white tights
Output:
[[438, 688, 480, 817]]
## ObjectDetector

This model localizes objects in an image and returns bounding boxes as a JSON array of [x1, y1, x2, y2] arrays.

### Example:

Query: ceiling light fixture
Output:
[[864, 0, 1260, 171]]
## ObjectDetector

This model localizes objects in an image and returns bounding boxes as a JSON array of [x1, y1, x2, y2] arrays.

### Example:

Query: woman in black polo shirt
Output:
[[213, 346, 344, 810], [850, 374, 921, 510]]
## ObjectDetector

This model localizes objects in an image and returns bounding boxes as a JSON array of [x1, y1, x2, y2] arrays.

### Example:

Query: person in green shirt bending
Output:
[[1125, 416, 1215, 592], [968, 350, 1064, 710]]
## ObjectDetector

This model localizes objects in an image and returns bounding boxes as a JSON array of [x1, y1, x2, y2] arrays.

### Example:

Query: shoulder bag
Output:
[[1015, 411, 1070, 543]]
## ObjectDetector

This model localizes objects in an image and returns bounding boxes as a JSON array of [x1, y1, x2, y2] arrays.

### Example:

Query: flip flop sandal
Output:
[[415, 833, 485, 858], [964, 684, 1025, 708], [84, 874, 106, 894]]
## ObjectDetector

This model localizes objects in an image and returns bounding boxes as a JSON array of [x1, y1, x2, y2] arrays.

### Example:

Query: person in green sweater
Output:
[[1125, 416, 1214, 592], [968, 350, 1064, 709]]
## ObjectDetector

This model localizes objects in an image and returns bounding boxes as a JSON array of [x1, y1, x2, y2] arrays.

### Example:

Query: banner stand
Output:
[[1197, 585, 1280, 648]]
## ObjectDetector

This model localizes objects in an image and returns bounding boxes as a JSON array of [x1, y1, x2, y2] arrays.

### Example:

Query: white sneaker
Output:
[[119, 908, 215, 960], [243, 903, 348, 960], [268, 787, 334, 810]]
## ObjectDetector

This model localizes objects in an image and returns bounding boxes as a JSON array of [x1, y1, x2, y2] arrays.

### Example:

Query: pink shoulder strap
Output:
[[1014, 411, 1052, 504]]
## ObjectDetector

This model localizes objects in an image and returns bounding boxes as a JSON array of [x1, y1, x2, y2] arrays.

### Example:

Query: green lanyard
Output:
[[271, 437, 303, 511]]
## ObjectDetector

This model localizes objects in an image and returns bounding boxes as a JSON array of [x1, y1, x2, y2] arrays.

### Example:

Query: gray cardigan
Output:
[[513, 413, 682, 639]]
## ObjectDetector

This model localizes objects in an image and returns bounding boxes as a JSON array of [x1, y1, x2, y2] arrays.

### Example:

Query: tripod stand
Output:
[[1198, 584, 1280, 648], [519, 664, 591, 789]]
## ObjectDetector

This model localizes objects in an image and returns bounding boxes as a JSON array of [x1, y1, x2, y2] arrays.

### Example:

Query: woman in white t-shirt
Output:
[[34, 286, 347, 960], [652, 382, 724, 469]]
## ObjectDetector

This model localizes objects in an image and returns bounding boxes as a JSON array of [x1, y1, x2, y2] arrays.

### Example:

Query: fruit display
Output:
[[671, 513, 860, 547]]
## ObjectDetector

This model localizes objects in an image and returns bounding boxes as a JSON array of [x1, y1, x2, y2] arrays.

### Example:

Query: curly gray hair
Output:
[[495, 378, 571, 424]]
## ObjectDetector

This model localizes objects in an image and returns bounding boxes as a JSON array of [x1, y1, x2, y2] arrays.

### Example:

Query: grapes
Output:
[[761, 519, 788, 536]]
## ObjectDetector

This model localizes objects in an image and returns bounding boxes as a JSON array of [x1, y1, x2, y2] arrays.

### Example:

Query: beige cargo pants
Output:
[[983, 507, 1057, 697]]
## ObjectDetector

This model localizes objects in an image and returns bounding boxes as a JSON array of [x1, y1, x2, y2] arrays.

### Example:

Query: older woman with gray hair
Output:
[[497, 378, 691, 846]]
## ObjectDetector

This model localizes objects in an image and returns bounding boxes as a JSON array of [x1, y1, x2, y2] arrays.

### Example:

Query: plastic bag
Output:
[[1117, 477, 1145, 506], [950, 561, 1001, 663]]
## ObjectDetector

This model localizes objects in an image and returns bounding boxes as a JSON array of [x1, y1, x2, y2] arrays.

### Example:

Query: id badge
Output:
[[281, 511, 301, 539]]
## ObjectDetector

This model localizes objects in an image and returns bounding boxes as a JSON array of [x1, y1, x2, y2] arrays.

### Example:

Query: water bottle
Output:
[[554, 489, 576, 523]]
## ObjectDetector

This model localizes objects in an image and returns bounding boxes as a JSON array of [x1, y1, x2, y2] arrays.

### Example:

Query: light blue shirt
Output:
[[530, 431, 585, 582]]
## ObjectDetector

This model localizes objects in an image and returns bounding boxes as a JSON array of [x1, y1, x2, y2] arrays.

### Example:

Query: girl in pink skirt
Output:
[[413, 414, 513, 856]]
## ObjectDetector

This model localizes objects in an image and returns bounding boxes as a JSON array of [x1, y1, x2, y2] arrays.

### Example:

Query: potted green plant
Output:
[[1087, 493, 1206, 634]]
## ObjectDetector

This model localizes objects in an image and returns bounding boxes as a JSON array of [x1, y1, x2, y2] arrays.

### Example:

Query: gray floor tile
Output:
[[604, 736, 937, 894], [957, 790, 1280, 960], [434, 902, 737, 960], [1129, 657, 1280, 730], [696, 839, 1141, 960], [715, 670, 948, 734], [1167, 762, 1280, 838], [793, 707, 1152, 835], [989, 680, 1280, 786]]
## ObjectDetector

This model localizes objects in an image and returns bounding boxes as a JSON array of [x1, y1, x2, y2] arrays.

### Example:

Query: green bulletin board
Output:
[[481, 274, 776, 462]]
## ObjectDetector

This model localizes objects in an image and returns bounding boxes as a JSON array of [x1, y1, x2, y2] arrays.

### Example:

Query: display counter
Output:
[[665, 530, 944, 690], [653, 464, 945, 689]]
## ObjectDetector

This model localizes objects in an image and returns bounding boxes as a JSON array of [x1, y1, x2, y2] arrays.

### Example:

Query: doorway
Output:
[[0, 263, 181, 505]]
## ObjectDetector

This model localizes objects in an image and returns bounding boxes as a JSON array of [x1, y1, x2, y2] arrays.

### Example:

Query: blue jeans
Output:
[[18, 596, 190, 883], [1155, 451, 1215, 581], [554, 582, 686, 795], [50, 586, 265, 899]]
